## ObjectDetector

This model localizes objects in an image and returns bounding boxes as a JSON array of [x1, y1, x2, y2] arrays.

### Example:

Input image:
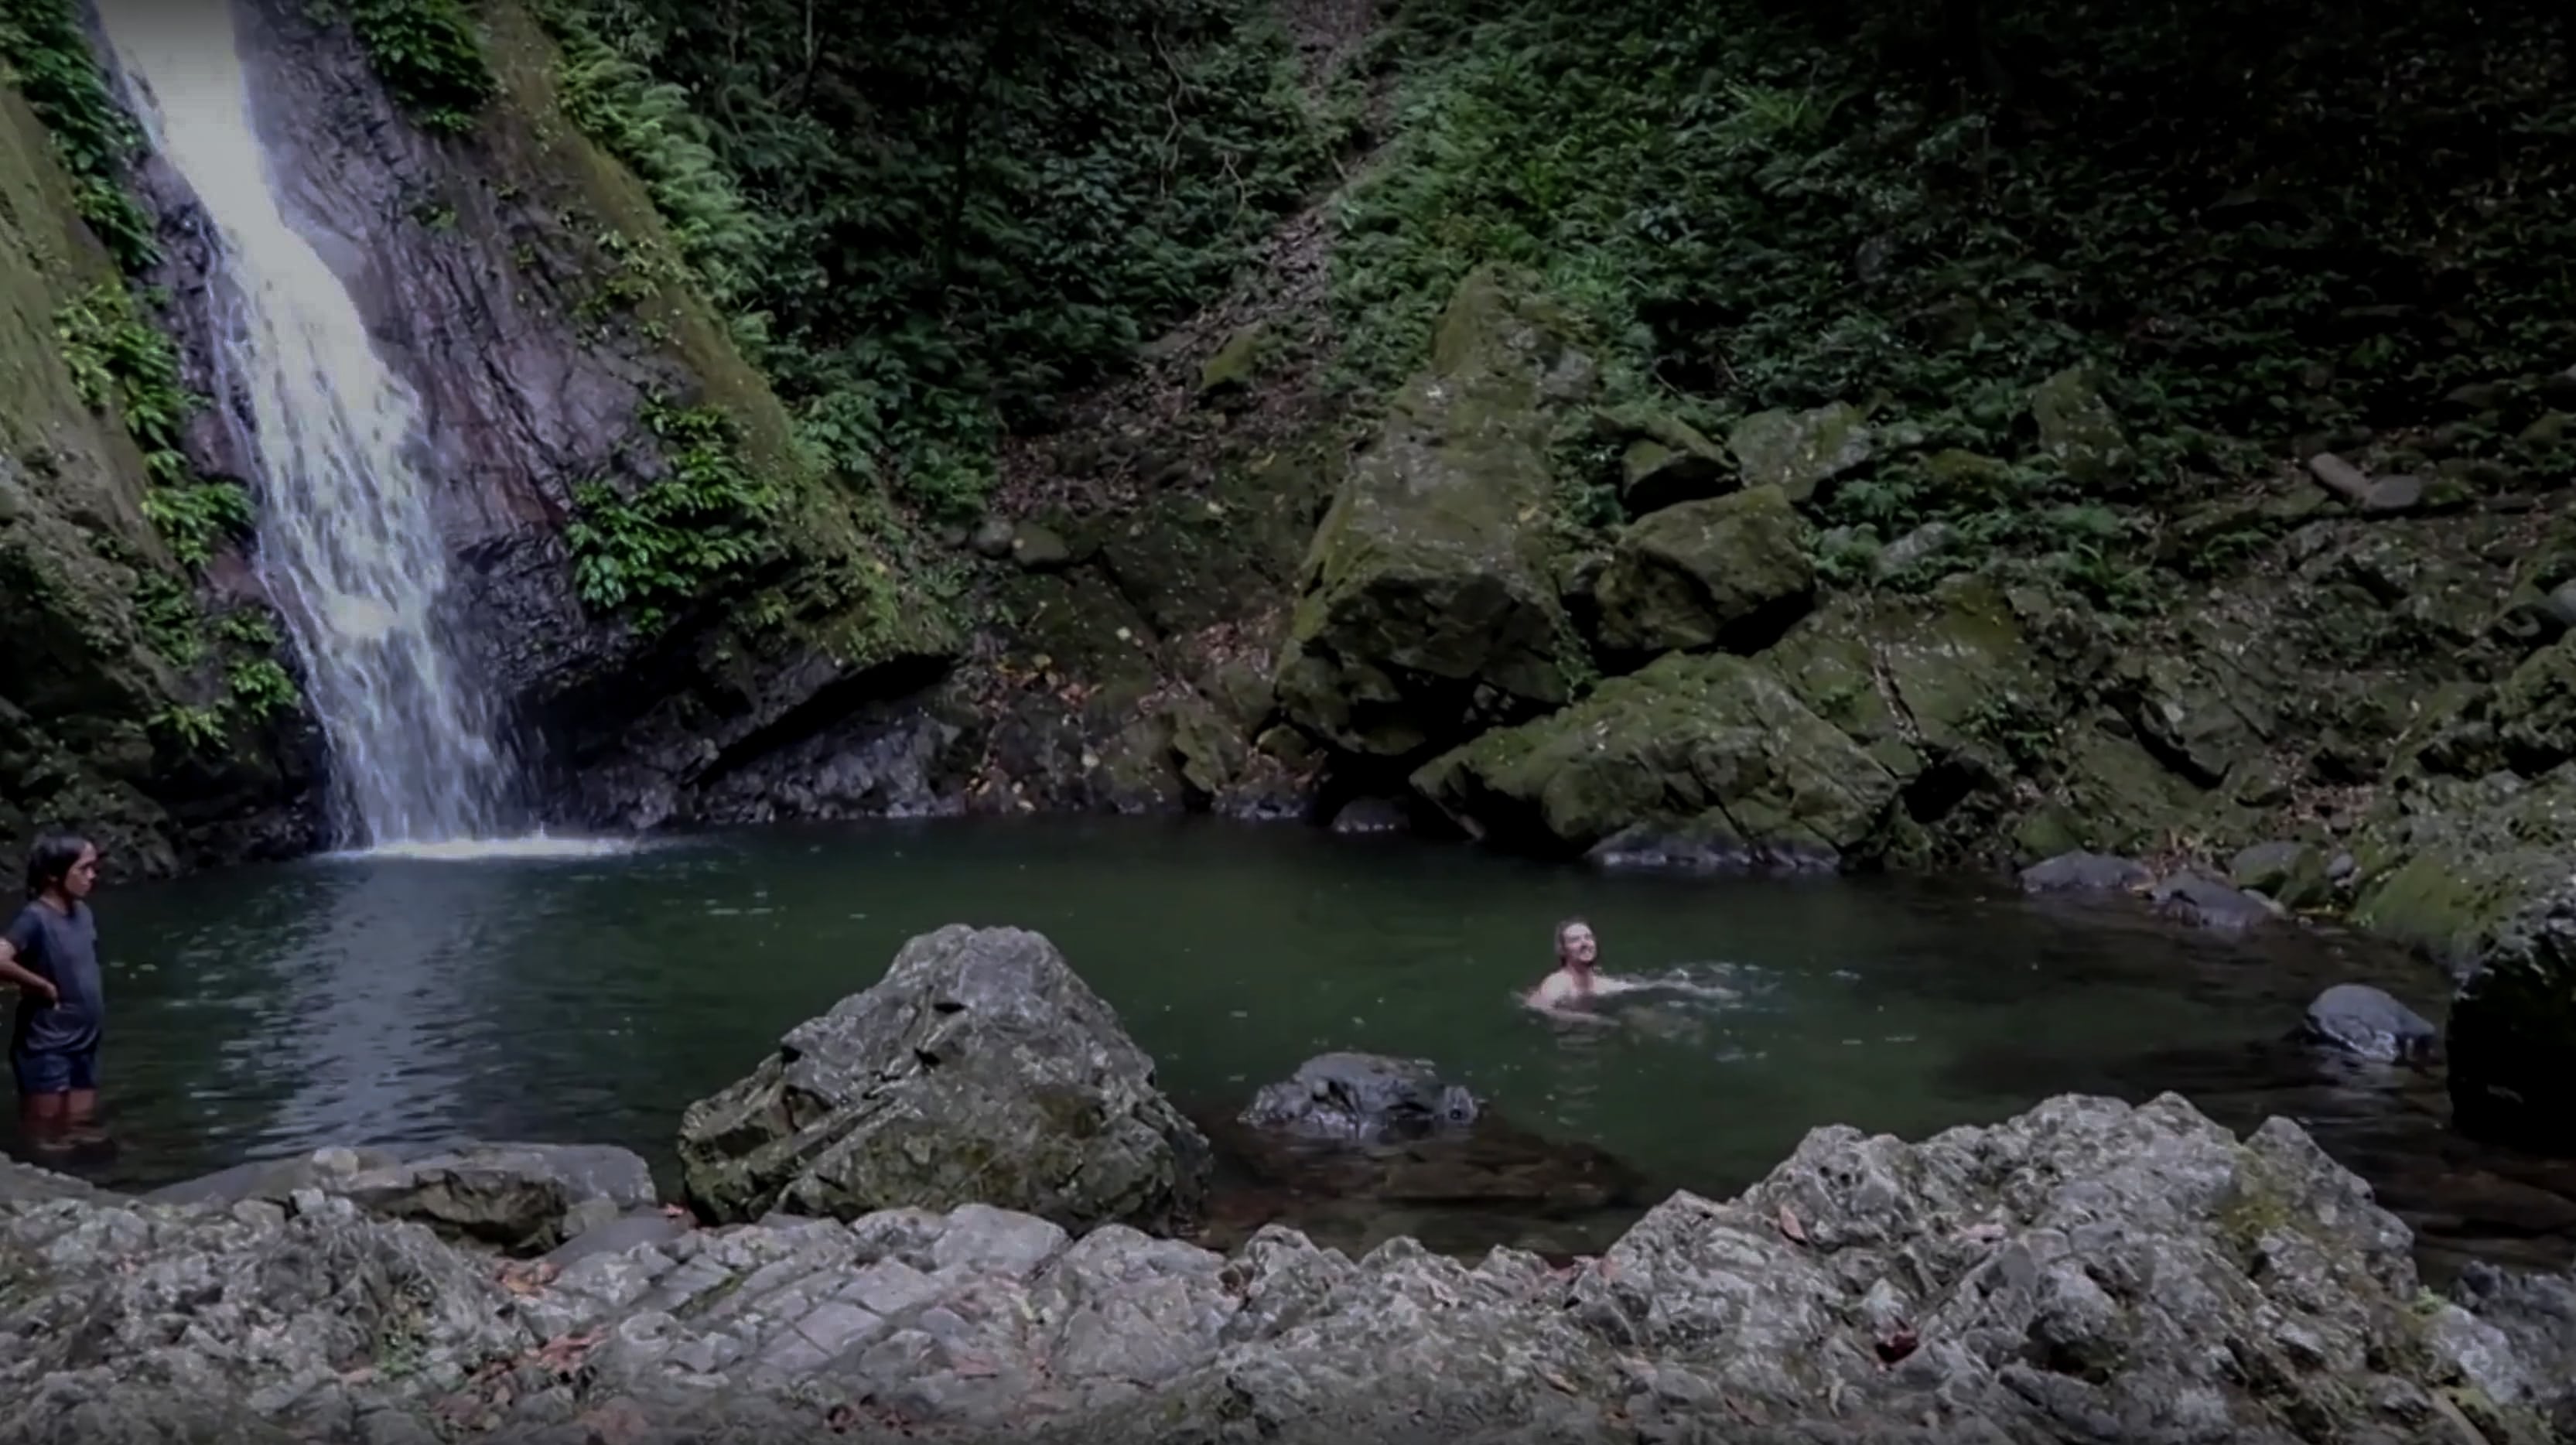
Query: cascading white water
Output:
[[92, 0, 528, 852]]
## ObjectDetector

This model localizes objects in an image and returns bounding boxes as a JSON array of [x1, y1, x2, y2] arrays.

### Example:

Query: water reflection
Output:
[[46, 816, 2571, 1279]]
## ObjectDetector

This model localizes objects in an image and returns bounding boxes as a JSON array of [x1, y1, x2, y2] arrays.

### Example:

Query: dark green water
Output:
[[44, 816, 2556, 1268]]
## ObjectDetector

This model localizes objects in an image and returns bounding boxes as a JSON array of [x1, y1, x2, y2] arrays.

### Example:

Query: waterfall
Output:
[[92, 0, 526, 852]]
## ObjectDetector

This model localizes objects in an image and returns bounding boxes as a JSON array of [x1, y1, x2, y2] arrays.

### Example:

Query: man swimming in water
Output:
[[1526, 918, 1600, 1012]]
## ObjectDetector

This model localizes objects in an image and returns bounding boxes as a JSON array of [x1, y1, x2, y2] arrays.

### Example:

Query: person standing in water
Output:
[[2, 833, 107, 1153], [1527, 917, 1601, 1011]]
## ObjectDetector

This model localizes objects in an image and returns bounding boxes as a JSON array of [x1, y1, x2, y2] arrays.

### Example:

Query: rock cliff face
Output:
[[178, 0, 962, 832]]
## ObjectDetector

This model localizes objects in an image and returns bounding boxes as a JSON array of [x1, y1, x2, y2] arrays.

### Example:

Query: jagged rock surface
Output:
[[2, 1094, 2570, 1443], [675, 924, 1211, 1234]]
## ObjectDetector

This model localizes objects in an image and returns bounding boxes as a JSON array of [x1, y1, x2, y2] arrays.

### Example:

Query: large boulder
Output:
[[2, 1093, 2572, 1443], [1591, 483, 1815, 654], [674, 924, 1212, 1233], [2347, 765, 2576, 1152], [1271, 265, 1597, 759], [1411, 651, 1901, 866]]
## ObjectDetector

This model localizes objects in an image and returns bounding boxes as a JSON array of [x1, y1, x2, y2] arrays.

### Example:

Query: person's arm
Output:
[[0, 920, 55, 1003]]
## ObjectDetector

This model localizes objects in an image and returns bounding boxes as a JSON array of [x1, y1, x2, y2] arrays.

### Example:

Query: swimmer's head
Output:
[[1555, 918, 1597, 971]]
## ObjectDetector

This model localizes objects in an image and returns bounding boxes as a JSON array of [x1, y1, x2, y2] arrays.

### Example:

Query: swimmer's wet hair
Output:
[[1555, 917, 1592, 945]]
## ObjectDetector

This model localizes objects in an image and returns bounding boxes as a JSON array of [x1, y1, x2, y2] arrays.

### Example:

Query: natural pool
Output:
[[53, 815, 2570, 1279]]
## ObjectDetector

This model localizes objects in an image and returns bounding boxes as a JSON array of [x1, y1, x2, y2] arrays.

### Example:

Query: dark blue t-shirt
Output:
[[7, 900, 102, 1054]]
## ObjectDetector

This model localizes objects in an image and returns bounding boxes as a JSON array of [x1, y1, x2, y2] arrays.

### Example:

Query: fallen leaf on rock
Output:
[[1874, 1323, 1921, 1366], [532, 1331, 601, 1376], [661, 1203, 694, 1225], [337, 1365, 377, 1385], [1777, 1204, 1809, 1244], [1538, 1368, 1578, 1394]]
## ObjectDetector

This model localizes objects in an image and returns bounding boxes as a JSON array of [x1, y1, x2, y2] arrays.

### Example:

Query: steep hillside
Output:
[[0, 3, 318, 876]]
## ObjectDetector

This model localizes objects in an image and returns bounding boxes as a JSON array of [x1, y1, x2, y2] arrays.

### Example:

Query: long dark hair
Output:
[[24, 832, 94, 900]]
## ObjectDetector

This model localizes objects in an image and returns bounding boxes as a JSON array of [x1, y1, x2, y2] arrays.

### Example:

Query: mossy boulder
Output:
[[1197, 324, 1264, 401], [1726, 401, 1870, 504], [2030, 364, 2134, 490], [1273, 266, 1597, 757], [1592, 483, 1814, 655], [1409, 652, 1899, 866], [2344, 767, 2576, 1152], [1595, 405, 1734, 515]]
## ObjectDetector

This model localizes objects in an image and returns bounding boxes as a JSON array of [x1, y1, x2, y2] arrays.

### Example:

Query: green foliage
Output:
[[564, 398, 784, 631], [225, 654, 299, 720], [52, 282, 254, 566], [337, 0, 497, 134], [534, 0, 1334, 518], [0, 0, 159, 272], [1341, 0, 2575, 590]]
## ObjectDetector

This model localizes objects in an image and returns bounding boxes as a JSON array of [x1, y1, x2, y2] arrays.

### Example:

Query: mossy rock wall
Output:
[[0, 80, 314, 874]]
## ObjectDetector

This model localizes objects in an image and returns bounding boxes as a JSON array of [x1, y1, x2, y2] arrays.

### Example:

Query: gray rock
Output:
[[2147, 869, 2284, 931], [148, 1142, 658, 1255], [1239, 1053, 1481, 1141], [4, 1091, 2572, 1444], [1324, 797, 1409, 835], [2017, 850, 2152, 893], [2298, 983, 2439, 1064], [970, 515, 1016, 559], [674, 924, 1212, 1234]]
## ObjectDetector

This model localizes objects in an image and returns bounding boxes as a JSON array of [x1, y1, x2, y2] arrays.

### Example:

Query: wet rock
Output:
[[2299, 983, 2438, 1064], [2147, 870, 2283, 931], [2018, 850, 2153, 893], [1324, 796, 1408, 835], [1411, 651, 1899, 866], [675, 924, 1211, 1233], [1240, 1054, 1480, 1141], [1591, 483, 1815, 655], [1271, 266, 1596, 759], [1726, 400, 1870, 504]]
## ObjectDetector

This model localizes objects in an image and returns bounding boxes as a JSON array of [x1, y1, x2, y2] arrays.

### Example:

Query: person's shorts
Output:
[[11, 1044, 99, 1095]]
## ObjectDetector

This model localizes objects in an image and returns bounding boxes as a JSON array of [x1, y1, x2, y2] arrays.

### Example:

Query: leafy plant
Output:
[[564, 398, 784, 631], [340, 0, 497, 134], [0, 0, 159, 272], [53, 283, 255, 566], [531, 0, 1335, 516]]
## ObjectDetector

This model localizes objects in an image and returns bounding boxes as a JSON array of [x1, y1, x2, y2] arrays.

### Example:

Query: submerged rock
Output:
[[1271, 265, 1597, 759], [2147, 870, 2283, 931], [675, 924, 1211, 1233], [9, 1091, 2572, 1443], [1239, 1053, 1480, 1140], [2019, 850, 2154, 893], [2299, 983, 2439, 1064]]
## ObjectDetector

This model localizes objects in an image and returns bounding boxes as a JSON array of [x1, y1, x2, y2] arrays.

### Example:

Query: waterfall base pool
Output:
[[33, 817, 2575, 1280]]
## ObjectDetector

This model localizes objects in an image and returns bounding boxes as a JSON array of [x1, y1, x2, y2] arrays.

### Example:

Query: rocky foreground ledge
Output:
[[5, 928, 2575, 1445]]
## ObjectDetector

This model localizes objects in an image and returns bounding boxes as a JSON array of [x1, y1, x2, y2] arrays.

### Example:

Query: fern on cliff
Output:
[[0, 0, 159, 272], [529, 0, 1334, 519], [336, 0, 497, 134]]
